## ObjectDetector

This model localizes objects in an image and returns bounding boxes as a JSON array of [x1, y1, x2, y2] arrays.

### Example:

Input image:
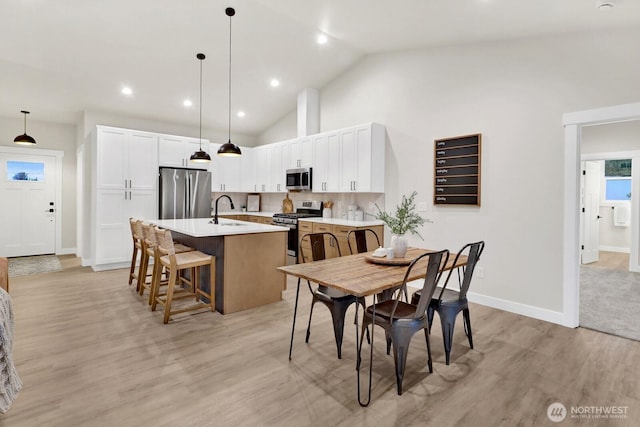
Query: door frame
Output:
[[0, 146, 64, 255], [563, 102, 640, 328]]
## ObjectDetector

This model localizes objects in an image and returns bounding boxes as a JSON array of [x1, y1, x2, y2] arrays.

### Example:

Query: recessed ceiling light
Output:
[[237, 111, 246, 118], [121, 87, 133, 96], [270, 79, 280, 88], [596, 0, 615, 10], [317, 34, 328, 45], [183, 99, 193, 107]]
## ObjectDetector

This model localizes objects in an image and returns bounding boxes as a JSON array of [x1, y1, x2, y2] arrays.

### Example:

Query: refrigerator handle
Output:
[[186, 173, 191, 218]]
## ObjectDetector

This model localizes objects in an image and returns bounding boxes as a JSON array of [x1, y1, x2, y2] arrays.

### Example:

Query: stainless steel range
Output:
[[272, 200, 323, 262]]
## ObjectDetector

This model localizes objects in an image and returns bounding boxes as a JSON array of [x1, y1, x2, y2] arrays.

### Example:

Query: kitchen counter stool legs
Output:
[[150, 227, 216, 324]]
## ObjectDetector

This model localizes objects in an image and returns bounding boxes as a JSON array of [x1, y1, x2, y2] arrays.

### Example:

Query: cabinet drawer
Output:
[[312, 223, 333, 233], [299, 221, 313, 233]]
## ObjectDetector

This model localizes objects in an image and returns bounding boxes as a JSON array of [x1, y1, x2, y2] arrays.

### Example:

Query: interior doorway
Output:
[[563, 102, 640, 328], [0, 146, 63, 257]]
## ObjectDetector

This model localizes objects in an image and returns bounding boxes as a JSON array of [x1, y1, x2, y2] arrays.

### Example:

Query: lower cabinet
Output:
[[94, 189, 157, 267]]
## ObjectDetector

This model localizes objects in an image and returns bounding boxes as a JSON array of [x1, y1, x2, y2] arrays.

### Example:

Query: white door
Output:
[[0, 152, 57, 257], [582, 161, 601, 264]]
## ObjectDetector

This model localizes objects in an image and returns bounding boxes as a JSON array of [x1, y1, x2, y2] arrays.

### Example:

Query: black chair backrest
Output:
[[439, 241, 485, 300], [347, 229, 381, 254], [410, 249, 450, 319], [299, 232, 341, 263], [389, 249, 449, 321]]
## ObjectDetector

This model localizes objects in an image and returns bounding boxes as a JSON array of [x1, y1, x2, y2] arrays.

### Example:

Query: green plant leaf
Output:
[[375, 191, 425, 239]]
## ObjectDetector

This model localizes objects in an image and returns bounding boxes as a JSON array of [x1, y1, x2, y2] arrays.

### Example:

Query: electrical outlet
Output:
[[475, 267, 484, 279], [417, 202, 428, 212]]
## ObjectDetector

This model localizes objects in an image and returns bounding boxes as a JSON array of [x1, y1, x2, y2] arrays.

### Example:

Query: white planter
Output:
[[390, 234, 408, 258]]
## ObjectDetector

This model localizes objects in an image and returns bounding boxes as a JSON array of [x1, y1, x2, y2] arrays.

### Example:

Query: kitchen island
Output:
[[150, 218, 288, 314]]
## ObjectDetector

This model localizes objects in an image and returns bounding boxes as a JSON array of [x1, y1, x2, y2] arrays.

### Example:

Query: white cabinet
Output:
[[159, 135, 209, 169], [92, 126, 159, 268], [339, 123, 385, 192], [240, 148, 256, 192], [270, 142, 287, 193], [95, 127, 158, 191], [253, 145, 272, 192], [286, 137, 313, 169], [312, 131, 340, 192], [210, 143, 242, 192]]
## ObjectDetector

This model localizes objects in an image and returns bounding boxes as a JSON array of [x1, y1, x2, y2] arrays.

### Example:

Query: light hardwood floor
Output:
[[586, 251, 630, 271], [3, 256, 639, 426]]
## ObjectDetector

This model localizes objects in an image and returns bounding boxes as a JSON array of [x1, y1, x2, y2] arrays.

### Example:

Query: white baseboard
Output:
[[467, 291, 574, 328], [598, 245, 630, 254], [56, 247, 77, 256]]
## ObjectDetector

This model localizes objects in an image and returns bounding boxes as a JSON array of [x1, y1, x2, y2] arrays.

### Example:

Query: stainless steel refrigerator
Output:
[[159, 167, 212, 219]]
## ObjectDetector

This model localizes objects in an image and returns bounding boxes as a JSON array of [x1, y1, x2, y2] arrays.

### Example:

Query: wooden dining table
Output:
[[277, 247, 468, 406]]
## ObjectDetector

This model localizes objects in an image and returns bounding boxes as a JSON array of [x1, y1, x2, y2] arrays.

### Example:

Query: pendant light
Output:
[[14, 110, 36, 145], [217, 7, 242, 157], [190, 53, 212, 163]]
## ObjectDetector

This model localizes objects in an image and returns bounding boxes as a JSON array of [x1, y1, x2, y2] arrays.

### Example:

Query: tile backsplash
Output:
[[211, 192, 385, 219]]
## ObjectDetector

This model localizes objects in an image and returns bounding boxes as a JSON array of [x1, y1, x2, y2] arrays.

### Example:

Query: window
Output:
[[604, 159, 631, 201], [6, 161, 45, 182]]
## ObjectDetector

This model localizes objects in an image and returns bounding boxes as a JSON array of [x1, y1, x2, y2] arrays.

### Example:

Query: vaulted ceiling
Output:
[[1, 0, 639, 135]]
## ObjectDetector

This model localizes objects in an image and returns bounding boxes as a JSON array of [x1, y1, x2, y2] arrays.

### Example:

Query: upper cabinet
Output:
[[95, 126, 158, 191], [312, 131, 340, 193], [158, 135, 209, 169], [270, 142, 288, 193], [286, 137, 313, 169], [210, 143, 242, 192], [339, 123, 385, 193]]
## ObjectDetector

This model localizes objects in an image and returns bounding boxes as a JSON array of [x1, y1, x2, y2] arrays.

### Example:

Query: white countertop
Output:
[[149, 218, 288, 238], [298, 217, 384, 227]]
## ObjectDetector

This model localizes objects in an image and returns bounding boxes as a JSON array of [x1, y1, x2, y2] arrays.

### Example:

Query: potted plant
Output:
[[375, 191, 425, 258]]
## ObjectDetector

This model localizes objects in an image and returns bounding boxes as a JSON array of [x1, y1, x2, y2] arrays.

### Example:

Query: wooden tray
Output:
[[364, 248, 430, 266], [364, 255, 412, 266]]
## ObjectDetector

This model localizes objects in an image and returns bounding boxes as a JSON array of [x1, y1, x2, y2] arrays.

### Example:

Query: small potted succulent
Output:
[[375, 191, 425, 257]]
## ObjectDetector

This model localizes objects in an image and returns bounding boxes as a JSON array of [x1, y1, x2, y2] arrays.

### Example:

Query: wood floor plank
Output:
[[1, 255, 639, 426]]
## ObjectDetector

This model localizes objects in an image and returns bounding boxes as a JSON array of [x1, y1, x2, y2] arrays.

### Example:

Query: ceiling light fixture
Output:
[[121, 87, 133, 95], [183, 99, 193, 107], [217, 7, 242, 157], [237, 111, 246, 118], [270, 79, 280, 88], [190, 53, 212, 163], [317, 34, 328, 45], [14, 110, 36, 145], [596, 0, 615, 10]]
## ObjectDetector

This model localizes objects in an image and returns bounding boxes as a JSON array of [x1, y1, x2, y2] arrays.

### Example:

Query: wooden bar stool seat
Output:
[[138, 222, 193, 302], [150, 227, 216, 324]]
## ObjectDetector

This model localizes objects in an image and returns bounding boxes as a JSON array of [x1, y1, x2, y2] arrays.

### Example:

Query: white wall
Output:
[[259, 27, 640, 315], [259, 109, 297, 145], [0, 116, 77, 252]]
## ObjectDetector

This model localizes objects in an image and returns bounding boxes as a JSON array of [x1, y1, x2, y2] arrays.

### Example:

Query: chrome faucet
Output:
[[213, 195, 235, 224]]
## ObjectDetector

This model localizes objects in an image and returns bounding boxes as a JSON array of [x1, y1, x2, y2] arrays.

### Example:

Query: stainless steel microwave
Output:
[[286, 167, 312, 191]]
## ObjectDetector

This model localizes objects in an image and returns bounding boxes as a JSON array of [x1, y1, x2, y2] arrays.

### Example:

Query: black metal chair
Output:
[[411, 241, 485, 365], [346, 228, 381, 255], [298, 232, 367, 359], [358, 249, 449, 395]]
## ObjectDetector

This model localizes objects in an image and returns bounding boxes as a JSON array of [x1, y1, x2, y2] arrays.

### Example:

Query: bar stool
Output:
[[138, 222, 193, 302], [128, 218, 143, 287], [150, 227, 216, 324]]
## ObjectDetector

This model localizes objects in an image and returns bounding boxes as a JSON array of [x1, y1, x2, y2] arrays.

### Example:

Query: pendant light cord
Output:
[[199, 56, 203, 150], [228, 11, 232, 143]]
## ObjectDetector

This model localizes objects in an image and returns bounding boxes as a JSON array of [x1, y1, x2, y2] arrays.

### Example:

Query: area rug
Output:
[[580, 265, 640, 342], [7, 255, 62, 277]]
